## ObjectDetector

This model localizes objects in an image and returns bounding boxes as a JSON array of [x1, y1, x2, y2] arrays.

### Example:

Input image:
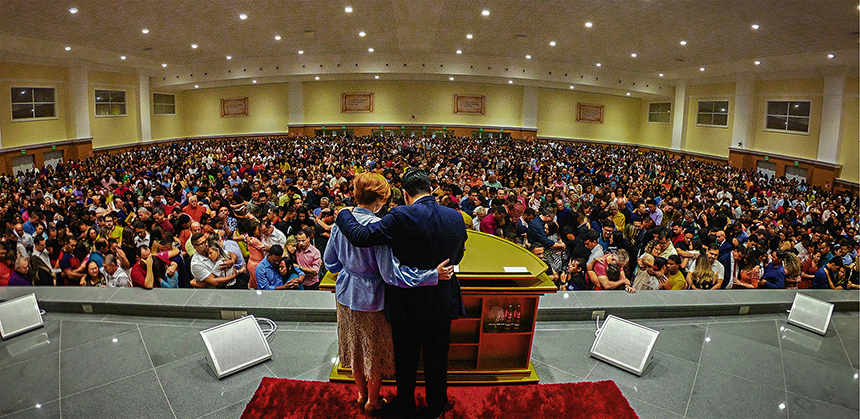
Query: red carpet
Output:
[[241, 377, 639, 419]]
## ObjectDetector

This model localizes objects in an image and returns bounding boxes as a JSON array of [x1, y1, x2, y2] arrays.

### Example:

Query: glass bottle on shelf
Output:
[[505, 304, 513, 329], [513, 304, 521, 330]]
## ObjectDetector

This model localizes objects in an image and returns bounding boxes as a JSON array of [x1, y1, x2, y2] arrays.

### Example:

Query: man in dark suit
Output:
[[335, 169, 467, 419]]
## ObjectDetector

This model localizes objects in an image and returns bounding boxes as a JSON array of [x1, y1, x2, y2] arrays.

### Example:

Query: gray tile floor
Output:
[[0, 312, 856, 419]]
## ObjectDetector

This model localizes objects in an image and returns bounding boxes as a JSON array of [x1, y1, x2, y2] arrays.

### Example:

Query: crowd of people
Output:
[[0, 134, 857, 294]]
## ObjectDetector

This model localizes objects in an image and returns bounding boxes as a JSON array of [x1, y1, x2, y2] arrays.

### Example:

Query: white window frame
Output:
[[153, 93, 176, 115], [648, 102, 672, 124], [94, 89, 127, 117], [764, 100, 811, 135], [696, 100, 729, 128], [11, 87, 57, 122]]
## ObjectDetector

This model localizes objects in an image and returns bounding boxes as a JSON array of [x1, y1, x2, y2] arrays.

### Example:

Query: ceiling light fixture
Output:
[[508, 80, 513, 83], [596, 63, 601, 67], [549, 41, 556, 46], [298, 50, 304, 54], [626, 92, 631, 96], [569, 85, 575, 89], [585, 21, 593, 28], [239, 13, 248, 20], [631, 53, 637, 58], [252, 80, 257, 83], [161, 63, 167, 67], [64, 46, 71, 51], [699, 67, 705, 71], [751, 24, 759, 30], [754, 60, 761, 65], [120, 55, 126, 60], [526, 55, 531, 59], [658, 73, 664, 77], [359, 31, 366, 37], [374, 75, 379, 79], [456, 49, 462, 54], [141, 28, 149, 34], [69, 7, 78, 14], [345, 6, 353, 13], [827, 53, 835, 59], [466, 33, 473, 39], [191, 44, 198, 49], [194, 85, 199, 88], [680, 40, 687, 46], [315, 76, 320, 80], [449, 77, 454, 81], [274, 35, 281, 41], [368, 47, 374, 52], [226, 55, 232, 59], [482, 10, 490, 16]]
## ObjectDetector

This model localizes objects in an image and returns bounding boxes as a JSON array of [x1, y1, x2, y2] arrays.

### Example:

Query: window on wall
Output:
[[11, 87, 56, 120], [648, 102, 671, 123], [696, 100, 729, 127], [95, 90, 126, 116], [765, 101, 810, 134], [153, 93, 176, 115]]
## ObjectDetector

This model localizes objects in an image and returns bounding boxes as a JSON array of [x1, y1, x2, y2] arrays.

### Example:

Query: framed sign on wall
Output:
[[342, 93, 374, 113], [221, 97, 249, 117], [576, 103, 604, 124], [454, 94, 486, 115]]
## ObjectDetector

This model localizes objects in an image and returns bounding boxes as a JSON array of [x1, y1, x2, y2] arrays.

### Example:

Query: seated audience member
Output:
[[661, 255, 687, 290], [759, 250, 787, 289], [812, 258, 844, 289], [82, 260, 107, 287], [8, 256, 32, 286], [587, 249, 633, 292], [102, 254, 131, 287], [687, 251, 717, 290]]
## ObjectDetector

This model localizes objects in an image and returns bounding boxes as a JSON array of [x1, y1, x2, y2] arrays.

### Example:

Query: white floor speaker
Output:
[[590, 315, 659, 376], [786, 293, 834, 336], [0, 294, 44, 340], [200, 315, 272, 379]]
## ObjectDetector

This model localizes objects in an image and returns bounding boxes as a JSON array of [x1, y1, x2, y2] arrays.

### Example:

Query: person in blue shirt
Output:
[[527, 207, 566, 252], [255, 245, 287, 290], [759, 250, 787, 289], [88, 238, 108, 269], [812, 258, 843, 289]]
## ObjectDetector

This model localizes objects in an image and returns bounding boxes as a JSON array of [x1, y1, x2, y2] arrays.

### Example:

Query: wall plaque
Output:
[[454, 94, 486, 115], [342, 93, 374, 113], [576, 103, 604, 124], [221, 97, 249, 117]]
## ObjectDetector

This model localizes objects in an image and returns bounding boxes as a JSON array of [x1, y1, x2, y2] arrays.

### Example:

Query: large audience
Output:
[[0, 134, 857, 293]]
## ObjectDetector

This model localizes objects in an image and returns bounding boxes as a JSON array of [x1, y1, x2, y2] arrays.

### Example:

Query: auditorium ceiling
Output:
[[0, 0, 857, 96]]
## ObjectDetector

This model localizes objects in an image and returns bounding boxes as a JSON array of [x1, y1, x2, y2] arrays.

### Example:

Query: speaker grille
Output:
[[200, 315, 272, 379], [590, 315, 659, 376], [0, 294, 44, 340], [787, 293, 834, 336]]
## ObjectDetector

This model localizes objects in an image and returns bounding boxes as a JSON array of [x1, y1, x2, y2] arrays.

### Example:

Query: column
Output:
[[816, 76, 845, 163], [522, 86, 538, 130], [288, 82, 303, 126], [671, 82, 688, 150], [69, 66, 90, 139], [138, 74, 152, 142], [731, 78, 754, 149]]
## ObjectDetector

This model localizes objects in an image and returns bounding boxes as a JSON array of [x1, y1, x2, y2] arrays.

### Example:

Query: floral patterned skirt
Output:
[[336, 302, 395, 381]]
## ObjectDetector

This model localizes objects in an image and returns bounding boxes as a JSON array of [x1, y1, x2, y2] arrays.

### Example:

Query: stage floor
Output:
[[0, 312, 857, 419]]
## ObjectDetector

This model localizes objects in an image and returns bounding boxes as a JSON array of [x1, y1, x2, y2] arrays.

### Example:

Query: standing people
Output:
[[335, 169, 467, 418]]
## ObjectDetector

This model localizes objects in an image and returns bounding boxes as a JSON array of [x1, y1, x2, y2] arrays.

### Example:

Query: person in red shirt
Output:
[[131, 245, 182, 289], [0, 243, 12, 286], [182, 195, 207, 223]]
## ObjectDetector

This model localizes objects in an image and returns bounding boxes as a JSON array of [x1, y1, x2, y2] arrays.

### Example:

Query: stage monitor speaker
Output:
[[200, 315, 272, 379], [787, 293, 833, 336], [590, 315, 659, 376], [0, 293, 44, 340]]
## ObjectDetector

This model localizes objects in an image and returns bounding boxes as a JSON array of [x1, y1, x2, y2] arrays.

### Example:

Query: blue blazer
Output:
[[334, 195, 468, 322]]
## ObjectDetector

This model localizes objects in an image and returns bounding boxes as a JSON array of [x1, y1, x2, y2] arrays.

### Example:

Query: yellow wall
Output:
[[181, 83, 290, 137], [303, 81, 523, 127], [685, 82, 735, 157], [88, 70, 141, 148], [0, 63, 71, 148], [637, 100, 673, 148], [839, 77, 859, 183], [151, 91, 183, 141], [750, 78, 823, 160], [536, 88, 641, 143]]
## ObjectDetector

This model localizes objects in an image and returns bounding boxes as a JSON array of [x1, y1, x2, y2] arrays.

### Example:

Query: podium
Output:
[[321, 230, 557, 384]]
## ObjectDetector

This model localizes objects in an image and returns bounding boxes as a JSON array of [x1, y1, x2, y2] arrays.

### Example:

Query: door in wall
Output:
[[43, 150, 64, 168], [11, 155, 34, 175], [784, 166, 808, 183], [757, 160, 777, 179]]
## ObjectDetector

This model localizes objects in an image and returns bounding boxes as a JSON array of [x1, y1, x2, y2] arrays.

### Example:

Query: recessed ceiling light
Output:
[[596, 63, 601, 67], [161, 63, 167, 67], [69, 7, 78, 14], [680, 40, 687, 46], [368, 47, 374, 52], [274, 35, 281, 41], [631, 53, 637, 58], [359, 31, 366, 37], [141, 28, 149, 34], [569, 85, 575, 89], [626, 92, 631, 96], [751, 24, 759, 30], [374, 75, 379, 79], [191, 44, 198, 49], [456, 49, 462, 54], [239, 13, 248, 20], [482, 10, 490, 16], [466, 33, 473, 39], [508, 80, 513, 83], [526, 55, 531, 59], [658, 73, 664, 77], [64, 46, 71, 51], [194, 85, 199, 88], [699, 67, 706, 71], [226, 55, 232, 59], [549, 41, 556, 46], [585, 21, 593, 28], [827, 53, 835, 59], [315, 76, 320, 80], [345, 6, 353, 13], [120, 55, 126, 60], [298, 50, 303, 54], [754, 60, 761, 65], [449, 77, 454, 81], [252, 80, 257, 83]]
